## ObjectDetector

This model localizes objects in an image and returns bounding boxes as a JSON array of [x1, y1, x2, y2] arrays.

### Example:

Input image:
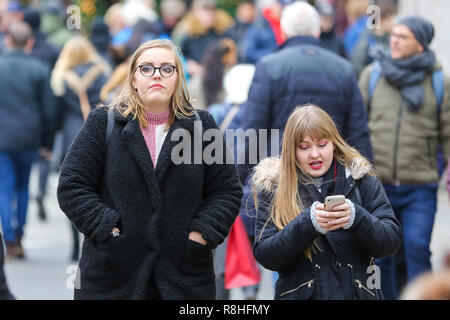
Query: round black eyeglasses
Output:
[[134, 64, 177, 78]]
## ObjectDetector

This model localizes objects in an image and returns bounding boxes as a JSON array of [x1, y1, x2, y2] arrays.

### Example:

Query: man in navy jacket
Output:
[[0, 21, 57, 259], [230, 1, 372, 238]]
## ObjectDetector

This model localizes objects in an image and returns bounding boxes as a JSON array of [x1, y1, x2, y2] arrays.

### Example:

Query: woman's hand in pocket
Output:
[[188, 231, 207, 245]]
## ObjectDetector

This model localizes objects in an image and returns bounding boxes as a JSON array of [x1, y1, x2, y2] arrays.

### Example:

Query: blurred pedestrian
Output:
[[251, 105, 401, 300], [358, 15, 450, 300], [0, 231, 15, 299], [40, 2, 74, 49], [0, 21, 57, 260], [90, 17, 114, 68], [316, 0, 346, 58], [100, 58, 130, 104], [241, 0, 292, 64], [351, 0, 397, 77], [175, 0, 234, 77], [0, 0, 24, 55], [342, 0, 369, 57], [226, 0, 255, 63], [189, 37, 237, 109], [57, 39, 243, 299], [400, 269, 450, 300], [155, 0, 187, 39], [231, 1, 373, 249], [23, 7, 60, 222], [51, 35, 110, 261], [208, 63, 256, 299], [447, 162, 450, 207]]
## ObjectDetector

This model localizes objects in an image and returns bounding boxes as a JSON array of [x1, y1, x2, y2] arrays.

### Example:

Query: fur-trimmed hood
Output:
[[251, 156, 372, 193]]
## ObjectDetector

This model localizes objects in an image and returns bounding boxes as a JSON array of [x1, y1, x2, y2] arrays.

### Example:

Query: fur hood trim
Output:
[[252, 157, 371, 193]]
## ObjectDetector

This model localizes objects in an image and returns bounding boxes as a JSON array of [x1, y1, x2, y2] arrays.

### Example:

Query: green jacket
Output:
[[359, 61, 450, 185]]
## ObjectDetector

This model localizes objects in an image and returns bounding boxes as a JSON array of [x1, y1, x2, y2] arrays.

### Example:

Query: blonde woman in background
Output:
[[51, 35, 110, 261]]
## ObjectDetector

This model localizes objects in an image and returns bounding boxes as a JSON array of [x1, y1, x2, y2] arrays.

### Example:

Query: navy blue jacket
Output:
[[241, 17, 277, 64], [229, 36, 373, 236], [0, 50, 57, 151]]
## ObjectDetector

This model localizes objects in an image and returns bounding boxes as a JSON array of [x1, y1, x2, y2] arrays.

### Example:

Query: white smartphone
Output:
[[324, 195, 346, 211]]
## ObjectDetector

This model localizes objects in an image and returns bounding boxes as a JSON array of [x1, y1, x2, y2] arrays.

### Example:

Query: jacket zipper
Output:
[[392, 101, 404, 183], [280, 279, 314, 297], [354, 279, 375, 297]]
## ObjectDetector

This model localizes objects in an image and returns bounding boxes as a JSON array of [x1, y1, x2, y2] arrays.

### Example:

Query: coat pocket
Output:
[[97, 233, 126, 251]]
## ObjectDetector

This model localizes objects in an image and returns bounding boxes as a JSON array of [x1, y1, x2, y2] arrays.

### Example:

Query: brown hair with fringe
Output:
[[262, 104, 374, 261]]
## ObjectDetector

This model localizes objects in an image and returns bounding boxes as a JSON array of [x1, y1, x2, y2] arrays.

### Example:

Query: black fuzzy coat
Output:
[[57, 107, 243, 299]]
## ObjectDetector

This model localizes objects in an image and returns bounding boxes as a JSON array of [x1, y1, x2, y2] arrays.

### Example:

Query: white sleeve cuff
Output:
[[310, 201, 327, 235], [343, 199, 356, 230]]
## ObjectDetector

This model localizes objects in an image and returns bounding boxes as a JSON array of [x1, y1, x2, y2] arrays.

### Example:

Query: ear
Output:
[[24, 37, 35, 54], [417, 43, 425, 54], [131, 76, 137, 91]]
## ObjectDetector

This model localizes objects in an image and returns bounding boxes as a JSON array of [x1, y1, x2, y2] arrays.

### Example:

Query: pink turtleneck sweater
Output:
[[140, 109, 170, 168]]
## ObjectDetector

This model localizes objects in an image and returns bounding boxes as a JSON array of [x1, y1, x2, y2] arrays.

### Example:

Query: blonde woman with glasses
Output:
[[57, 39, 242, 300]]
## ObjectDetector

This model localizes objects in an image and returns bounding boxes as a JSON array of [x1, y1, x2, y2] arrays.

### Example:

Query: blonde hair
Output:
[[51, 36, 110, 96], [263, 105, 374, 260], [110, 39, 193, 128]]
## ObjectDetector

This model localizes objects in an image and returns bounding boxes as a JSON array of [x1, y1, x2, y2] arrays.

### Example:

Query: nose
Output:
[[152, 68, 162, 78], [310, 146, 320, 158]]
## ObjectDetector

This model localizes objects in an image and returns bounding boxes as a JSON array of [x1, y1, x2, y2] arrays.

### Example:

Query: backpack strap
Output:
[[105, 107, 114, 151], [432, 69, 444, 115], [432, 69, 446, 177], [219, 105, 240, 132], [368, 60, 382, 108]]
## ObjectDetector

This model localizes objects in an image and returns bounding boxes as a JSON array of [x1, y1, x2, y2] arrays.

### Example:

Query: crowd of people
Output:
[[0, 0, 449, 300]]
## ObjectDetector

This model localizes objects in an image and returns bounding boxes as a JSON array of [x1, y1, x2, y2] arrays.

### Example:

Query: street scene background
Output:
[[4, 168, 450, 299]]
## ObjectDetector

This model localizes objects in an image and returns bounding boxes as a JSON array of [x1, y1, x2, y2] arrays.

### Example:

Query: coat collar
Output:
[[278, 36, 320, 51]]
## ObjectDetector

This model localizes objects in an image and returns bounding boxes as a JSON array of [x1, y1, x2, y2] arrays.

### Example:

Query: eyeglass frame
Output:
[[134, 64, 177, 78]]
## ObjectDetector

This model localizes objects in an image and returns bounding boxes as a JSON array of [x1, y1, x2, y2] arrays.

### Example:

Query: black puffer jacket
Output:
[[252, 157, 401, 300], [57, 107, 242, 299]]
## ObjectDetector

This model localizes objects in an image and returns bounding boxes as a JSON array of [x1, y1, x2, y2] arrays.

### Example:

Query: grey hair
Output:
[[281, 1, 321, 38]]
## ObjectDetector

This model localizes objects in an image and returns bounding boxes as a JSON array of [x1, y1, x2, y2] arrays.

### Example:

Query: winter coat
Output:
[[358, 61, 450, 185], [0, 50, 57, 152], [57, 107, 243, 299], [252, 157, 402, 300]]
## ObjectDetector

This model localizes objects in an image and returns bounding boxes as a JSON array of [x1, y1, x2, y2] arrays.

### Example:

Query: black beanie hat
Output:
[[398, 15, 434, 49]]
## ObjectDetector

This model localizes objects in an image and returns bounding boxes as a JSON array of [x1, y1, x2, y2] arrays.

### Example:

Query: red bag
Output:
[[224, 215, 261, 289]]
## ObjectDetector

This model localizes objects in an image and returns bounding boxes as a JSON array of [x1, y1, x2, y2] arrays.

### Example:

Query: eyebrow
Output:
[[138, 61, 175, 65]]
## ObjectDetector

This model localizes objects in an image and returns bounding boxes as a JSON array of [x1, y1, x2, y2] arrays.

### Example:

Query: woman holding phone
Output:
[[251, 105, 402, 300]]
